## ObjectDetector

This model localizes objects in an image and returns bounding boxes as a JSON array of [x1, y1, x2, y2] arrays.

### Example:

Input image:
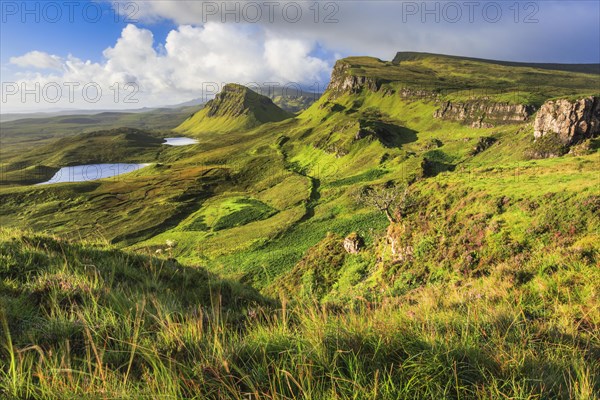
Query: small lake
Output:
[[163, 137, 199, 146], [36, 137, 197, 185], [38, 163, 151, 185]]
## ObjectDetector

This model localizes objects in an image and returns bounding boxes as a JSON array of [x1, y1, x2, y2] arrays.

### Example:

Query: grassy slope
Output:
[[175, 84, 292, 135], [393, 51, 600, 74], [0, 106, 200, 151], [4, 128, 164, 167], [0, 228, 268, 398], [0, 54, 599, 398], [0, 107, 200, 185], [1, 223, 598, 399], [3, 55, 597, 281]]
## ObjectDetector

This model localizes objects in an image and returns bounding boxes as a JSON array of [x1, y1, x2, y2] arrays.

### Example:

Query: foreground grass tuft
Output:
[[1, 228, 598, 399]]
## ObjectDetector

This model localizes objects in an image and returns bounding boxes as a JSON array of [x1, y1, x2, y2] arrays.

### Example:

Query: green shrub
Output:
[[528, 133, 568, 158]]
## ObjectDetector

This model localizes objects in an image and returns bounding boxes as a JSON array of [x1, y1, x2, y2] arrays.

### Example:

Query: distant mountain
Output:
[[0, 109, 132, 123], [163, 98, 206, 109], [175, 83, 293, 134], [252, 86, 322, 113], [0, 102, 206, 123]]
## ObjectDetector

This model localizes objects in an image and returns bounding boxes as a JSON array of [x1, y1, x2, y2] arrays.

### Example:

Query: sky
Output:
[[1, 0, 599, 112]]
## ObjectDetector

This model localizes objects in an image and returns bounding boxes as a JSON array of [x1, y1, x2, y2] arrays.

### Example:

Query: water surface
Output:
[[163, 137, 199, 146], [36, 136, 197, 185], [38, 163, 150, 185]]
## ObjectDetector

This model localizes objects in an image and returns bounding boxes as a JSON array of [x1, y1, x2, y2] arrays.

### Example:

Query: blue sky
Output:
[[1, 0, 599, 112], [1, 1, 176, 64]]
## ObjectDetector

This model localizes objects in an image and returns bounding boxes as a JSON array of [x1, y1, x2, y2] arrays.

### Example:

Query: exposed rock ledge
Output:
[[326, 61, 382, 97], [433, 101, 535, 128], [533, 96, 600, 146]]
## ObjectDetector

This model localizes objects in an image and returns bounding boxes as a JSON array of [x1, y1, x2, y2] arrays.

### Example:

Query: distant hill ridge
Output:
[[392, 51, 600, 75]]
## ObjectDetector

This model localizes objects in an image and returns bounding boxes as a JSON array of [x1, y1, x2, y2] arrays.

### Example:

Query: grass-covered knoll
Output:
[[175, 84, 293, 135], [181, 196, 277, 232], [1, 228, 598, 399], [0, 164, 230, 244], [0, 106, 200, 153], [208, 198, 277, 231], [3, 128, 164, 168]]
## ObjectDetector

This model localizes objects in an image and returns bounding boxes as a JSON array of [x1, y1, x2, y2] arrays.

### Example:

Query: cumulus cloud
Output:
[[10, 51, 64, 71], [3, 23, 331, 112], [4, 1, 598, 112], [110, 0, 600, 63]]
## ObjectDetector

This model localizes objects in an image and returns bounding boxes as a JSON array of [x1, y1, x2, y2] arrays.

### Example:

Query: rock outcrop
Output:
[[398, 88, 438, 99], [325, 61, 440, 100], [343, 232, 364, 254], [386, 223, 413, 261], [434, 101, 535, 128], [326, 61, 382, 97], [533, 96, 600, 146]]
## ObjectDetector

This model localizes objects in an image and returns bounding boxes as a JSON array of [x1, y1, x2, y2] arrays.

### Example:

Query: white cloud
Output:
[[2, 23, 332, 112], [264, 38, 328, 83], [4, 1, 598, 112], [10, 51, 64, 71], [110, 0, 600, 63]]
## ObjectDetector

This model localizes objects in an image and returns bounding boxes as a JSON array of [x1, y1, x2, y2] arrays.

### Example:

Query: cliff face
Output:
[[326, 61, 382, 97], [326, 61, 440, 99], [433, 101, 535, 128], [533, 96, 600, 145]]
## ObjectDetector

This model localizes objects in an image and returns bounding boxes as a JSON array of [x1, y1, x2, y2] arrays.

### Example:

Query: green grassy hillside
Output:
[[392, 51, 600, 74], [0, 53, 599, 398], [175, 84, 293, 135], [1, 224, 597, 399], [0, 106, 200, 149], [331, 54, 599, 106], [6, 128, 163, 166], [1, 128, 179, 185]]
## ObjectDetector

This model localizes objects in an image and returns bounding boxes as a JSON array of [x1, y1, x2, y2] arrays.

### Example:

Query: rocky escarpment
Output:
[[397, 88, 438, 99], [433, 101, 535, 128], [533, 96, 600, 146], [326, 61, 383, 97], [326, 61, 439, 100]]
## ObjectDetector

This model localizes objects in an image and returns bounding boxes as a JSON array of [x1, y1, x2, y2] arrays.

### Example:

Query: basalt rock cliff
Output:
[[326, 60, 384, 97], [533, 96, 600, 145], [433, 101, 535, 128]]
